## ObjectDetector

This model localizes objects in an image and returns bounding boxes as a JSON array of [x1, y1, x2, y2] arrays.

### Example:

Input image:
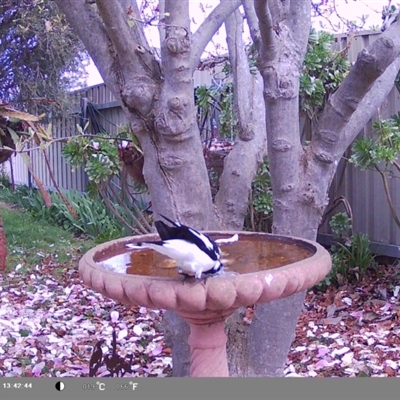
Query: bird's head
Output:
[[211, 259, 223, 274]]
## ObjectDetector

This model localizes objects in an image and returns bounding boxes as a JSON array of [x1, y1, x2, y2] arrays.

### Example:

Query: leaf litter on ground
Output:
[[285, 263, 400, 377], [0, 202, 399, 377]]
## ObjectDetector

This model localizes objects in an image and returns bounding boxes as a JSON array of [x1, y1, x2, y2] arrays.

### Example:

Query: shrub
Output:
[[0, 186, 131, 243]]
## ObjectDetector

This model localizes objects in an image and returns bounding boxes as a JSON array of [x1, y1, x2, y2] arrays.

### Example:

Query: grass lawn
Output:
[[1, 204, 94, 275], [0, 204, 170, 378]]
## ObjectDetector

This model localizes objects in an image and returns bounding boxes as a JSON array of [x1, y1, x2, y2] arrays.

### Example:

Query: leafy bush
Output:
[[62, 131, 120, 184], [195, 83, 238, 141], [317, 212, 376, 289], [244, 159, 273, 232], [329, 211, 351, 241], [349, 112, 400, 229], [0, 186, 130, 243], [300, 29, 350, 122]]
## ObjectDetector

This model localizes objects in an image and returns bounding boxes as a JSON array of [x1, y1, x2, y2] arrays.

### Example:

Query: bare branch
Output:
[[117, 0, 151, 49], [312, 24, 400, 163], [95, 0, 141, 74], [288, 0, 311, 56], [242, 0, 261, 51], [225, 7, 251, 129], [158, 0, 166, 44], [254, 0, 276, 60], [190, 0, 241, 69], [54, 0, 120, 98], [214, 6, 267, 229], [164, 0, 190, 30]]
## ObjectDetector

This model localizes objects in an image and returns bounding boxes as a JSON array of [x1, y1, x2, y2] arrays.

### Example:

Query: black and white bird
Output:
[[126, 215, 237, 279]]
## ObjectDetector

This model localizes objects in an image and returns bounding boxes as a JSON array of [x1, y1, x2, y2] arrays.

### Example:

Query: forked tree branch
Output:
[[340, 56, 400, 155], [302, 56, 400, 227], [54, 0, 119, 97], [312, 21, 400, 164], [190, 0, 241, 69], [214, 6, 267, 229]]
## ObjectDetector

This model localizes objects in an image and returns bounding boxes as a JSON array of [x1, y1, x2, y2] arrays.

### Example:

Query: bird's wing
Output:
[[179, 227, 220, 261], [154, 220, 182, 240], [159, 214, 181, 227], [139, 240, 204, 263], [157, 215, 220, 261]]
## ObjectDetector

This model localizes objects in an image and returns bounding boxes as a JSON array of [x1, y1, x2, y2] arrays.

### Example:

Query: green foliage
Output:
[[327, 233, 376, 286], [329, 212, 351, 239], [62, 129, 120, 184], [0, 185, 130, 243], [317, 213, 375, 289], [349, 113, 400, 230], [349, 114, 400, 171], [335, 233, 376, 282], [252, 159, 273, 216], [195, 83, 238, 140], [0, 0, 88, 115], [245, 159, 273, 232], [217, 83, 238, 139], [0, 164, 10, 188], [0, 204, 94, 272], [300, 29, 350, 121]]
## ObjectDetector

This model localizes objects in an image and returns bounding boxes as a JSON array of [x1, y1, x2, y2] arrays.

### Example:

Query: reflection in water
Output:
[[96, 235, 314, 278]]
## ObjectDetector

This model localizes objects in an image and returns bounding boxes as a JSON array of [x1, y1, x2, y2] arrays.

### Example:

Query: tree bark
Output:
[[248, 1, 400, 377], [215, 6, 267, 230]]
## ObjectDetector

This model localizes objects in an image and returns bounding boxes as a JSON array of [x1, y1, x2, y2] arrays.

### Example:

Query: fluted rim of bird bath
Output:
[[79, 231, 331, 318]]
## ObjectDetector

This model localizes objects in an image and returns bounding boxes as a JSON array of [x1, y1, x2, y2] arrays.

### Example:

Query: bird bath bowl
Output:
[[79, 231, 331, 377]]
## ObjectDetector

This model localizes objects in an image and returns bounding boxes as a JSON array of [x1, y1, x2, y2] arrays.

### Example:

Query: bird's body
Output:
[[127, 215, 223, 279]]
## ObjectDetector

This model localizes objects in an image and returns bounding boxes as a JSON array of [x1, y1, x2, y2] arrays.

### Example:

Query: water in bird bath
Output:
[[94, 234, 314, 278]]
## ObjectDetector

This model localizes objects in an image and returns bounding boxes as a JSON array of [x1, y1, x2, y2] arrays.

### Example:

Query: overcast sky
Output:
[[86, 0, 388, 86]]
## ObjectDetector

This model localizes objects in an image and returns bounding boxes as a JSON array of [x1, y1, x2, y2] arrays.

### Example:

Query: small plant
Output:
[[329, 211, 351, 243], [62, 128, 120, 185], [336, 233, 376, 282], [89, 311, 134, 377], [0, 185, 131, 242], [317, 212, 376, 288], [0, 164, 10, 188], [349, 113, 400, 229], [245, 159, 273, 232], [300, 28, 350, 126], [62, 124, 152, 235]]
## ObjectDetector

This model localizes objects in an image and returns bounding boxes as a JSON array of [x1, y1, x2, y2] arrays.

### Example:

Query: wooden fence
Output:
[[5, 30, 400, 256]]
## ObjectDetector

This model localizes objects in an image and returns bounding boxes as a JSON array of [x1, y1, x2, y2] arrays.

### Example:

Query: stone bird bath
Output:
[[79, 231, 331, 377]]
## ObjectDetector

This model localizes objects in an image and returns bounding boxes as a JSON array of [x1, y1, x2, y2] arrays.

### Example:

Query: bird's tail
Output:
[[159, 214, 180, 227]]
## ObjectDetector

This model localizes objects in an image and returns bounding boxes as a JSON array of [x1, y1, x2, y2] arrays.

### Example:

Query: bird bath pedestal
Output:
[[79, 231, 331, 377]]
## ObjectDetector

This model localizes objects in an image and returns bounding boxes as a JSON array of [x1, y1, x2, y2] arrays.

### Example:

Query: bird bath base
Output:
[[79, 232, 331, 377]]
